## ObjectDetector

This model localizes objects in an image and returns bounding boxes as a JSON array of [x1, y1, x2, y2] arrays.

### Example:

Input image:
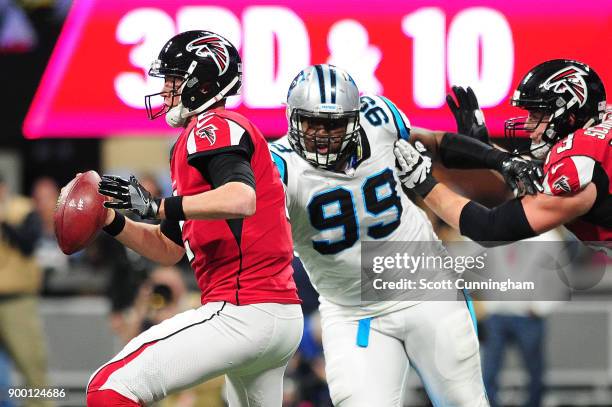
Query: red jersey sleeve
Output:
[[542, 126, 607, 196], [543, 155, 596, 196], [186, 111, 252, 159]]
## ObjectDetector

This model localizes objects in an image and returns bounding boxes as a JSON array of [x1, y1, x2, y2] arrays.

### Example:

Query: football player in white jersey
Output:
[[270, 64, 489, 406]]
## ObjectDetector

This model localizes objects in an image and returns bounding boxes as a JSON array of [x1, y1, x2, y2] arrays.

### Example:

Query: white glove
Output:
[[393, 140, 438, 197]]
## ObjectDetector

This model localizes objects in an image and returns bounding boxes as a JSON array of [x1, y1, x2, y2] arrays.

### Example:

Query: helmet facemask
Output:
[[288, 108, 360, 171], [505, 109, 556, 159], [145, 59, 188, 122]]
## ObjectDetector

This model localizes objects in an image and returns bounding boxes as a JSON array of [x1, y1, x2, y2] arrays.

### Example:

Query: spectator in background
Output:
[[97, 174, 165, 335], [289, 311, 332, 407], [31, 177, 68, 290], [0, 174, 52, 407], [0, 344, 15, 407], [291, 257, 319, 316], [114, 266, 188, 343], [114, 266, 225, 407], [0, 0, 37, 53], [481, 229, 568, 407]]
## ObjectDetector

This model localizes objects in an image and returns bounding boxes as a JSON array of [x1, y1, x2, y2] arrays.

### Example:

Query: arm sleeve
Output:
[[1, 211, 42, 256], [188, 130, 255, 189], [439, 132, 509, 170], [202, 153, 256, 189], [542, 156, 595, 196], [458, 199, 536, 246], [160, 219, 184, 247]]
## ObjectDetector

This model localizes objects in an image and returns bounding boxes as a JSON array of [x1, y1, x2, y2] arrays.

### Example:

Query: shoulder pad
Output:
[[186, 112, 248, 155], [359, 94, 411, 140], [268, 136, 294, 156], [269, 136, 295, 186]]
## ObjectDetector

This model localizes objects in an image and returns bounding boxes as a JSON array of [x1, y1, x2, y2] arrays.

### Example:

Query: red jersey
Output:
[[542, 112, 612, 242], [169, 107, 300, 305]]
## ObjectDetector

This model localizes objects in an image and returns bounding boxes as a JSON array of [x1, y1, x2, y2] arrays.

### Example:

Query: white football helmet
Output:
[[286, 64, 361, 170]]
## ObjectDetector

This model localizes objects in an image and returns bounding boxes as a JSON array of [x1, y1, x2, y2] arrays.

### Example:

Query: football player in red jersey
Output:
[[86, 31, 303, 407], [394, 59, 610, 251]]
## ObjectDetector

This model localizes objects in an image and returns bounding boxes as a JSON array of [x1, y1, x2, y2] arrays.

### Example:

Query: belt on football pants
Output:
[[356, 318, 372, 347]]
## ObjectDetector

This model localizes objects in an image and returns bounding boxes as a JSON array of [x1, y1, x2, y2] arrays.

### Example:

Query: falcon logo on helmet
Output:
[[186, 35, 230, 75], [542, 66, 589, 109]]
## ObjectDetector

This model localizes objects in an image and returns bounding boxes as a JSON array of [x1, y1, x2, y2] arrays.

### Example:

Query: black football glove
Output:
[[98, 175, 160, 219], [499, 156, 544, 197], [446, 86, 490, 144]]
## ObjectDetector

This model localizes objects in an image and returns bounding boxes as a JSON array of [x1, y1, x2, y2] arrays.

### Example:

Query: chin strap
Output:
[[165, 80, 189, 128], [165, 104, 188, 128]]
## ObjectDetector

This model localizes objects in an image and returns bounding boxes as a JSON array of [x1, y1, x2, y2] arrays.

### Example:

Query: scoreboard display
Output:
[[24, 0, 610, 138]]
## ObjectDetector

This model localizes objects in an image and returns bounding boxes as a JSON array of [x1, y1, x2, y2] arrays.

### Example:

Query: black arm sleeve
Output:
[[160, 219, 184, 247], [1, 212, 42, 256], [188, 133, 256, 189], [459, 199, 536, 247], [439, 132, 510, 171], [191, 152, 255, 190]]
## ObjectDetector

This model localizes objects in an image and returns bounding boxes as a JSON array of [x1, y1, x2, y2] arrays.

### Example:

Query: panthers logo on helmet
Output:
[[186, 35, 230, 75], [542, 66, 588, 109]]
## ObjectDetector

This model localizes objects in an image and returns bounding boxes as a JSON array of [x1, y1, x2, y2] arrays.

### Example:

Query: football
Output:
[[54, 170, 108, 255]]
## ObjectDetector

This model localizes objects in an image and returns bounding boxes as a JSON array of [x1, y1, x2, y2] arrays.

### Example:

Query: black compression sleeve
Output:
[[439, 132, 510, 171], [188, 132, 256, 189], [160, 219, 183, 247], [459, 199, 536, 246], [192, 152, 256, 189]]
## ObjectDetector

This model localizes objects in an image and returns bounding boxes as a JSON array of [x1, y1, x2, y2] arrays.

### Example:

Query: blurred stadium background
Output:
[[1, 0, 611, 406]]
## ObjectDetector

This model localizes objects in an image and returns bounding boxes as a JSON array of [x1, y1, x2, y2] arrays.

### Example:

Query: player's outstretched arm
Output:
[[519, 185, 596, 233], [102, 209, 185, 266], [422, 182, 595, 245], [394, 139, 594, 245], [159, 182, 255, 220], [99, 173, 256, 222], [98, 150, 257, 260], [408, 127, 444, 157], [409, 87, 542, 196], [395, 139, 596, 244], [410, 85, 490, 161]]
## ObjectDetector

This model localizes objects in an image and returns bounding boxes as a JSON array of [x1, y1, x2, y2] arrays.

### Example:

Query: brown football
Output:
[[54, 171, 108, 255]]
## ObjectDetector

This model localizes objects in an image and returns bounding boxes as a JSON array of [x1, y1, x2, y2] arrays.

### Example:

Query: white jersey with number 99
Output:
[[271, 95, 444, 318]]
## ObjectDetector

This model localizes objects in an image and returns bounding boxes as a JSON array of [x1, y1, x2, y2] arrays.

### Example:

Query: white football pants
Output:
[[320, 299, 488, 406], [87, 301, 303, 406]]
